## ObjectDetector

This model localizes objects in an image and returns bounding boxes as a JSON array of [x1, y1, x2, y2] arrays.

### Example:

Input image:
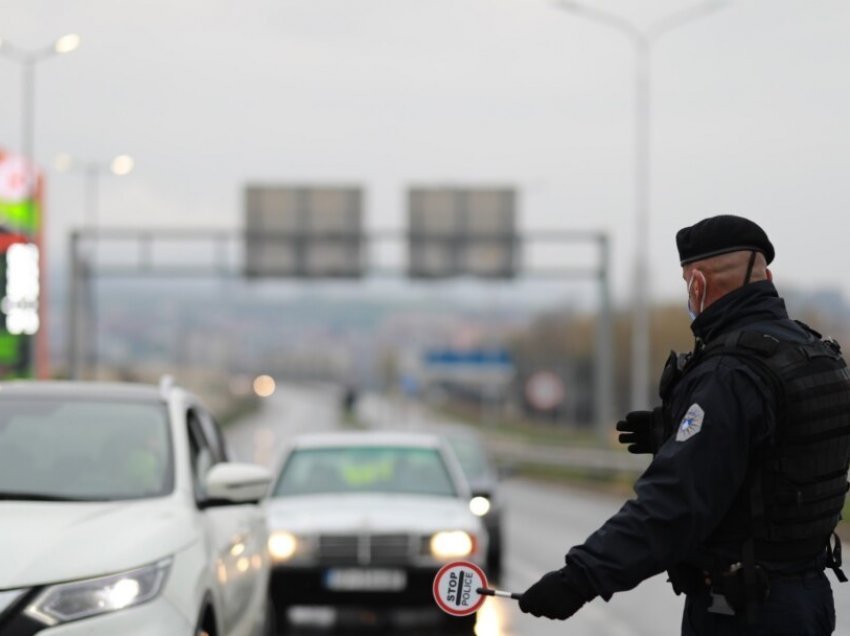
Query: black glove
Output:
[[616, 407, 668, 455], [518, 568, 586, 620]]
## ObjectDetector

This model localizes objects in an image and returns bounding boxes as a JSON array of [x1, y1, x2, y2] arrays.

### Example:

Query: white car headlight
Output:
[[469, 496, 491, 517], [26, 559, 171, 626], [268, 531, 298, 562], [430, 531, 474, 559]]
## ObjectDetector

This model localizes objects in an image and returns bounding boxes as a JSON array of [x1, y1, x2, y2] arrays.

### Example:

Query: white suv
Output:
[[0, 378, 273, 636]]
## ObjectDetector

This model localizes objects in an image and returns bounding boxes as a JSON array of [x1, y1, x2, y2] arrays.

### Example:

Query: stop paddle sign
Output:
[[433, 561, 520, 617]]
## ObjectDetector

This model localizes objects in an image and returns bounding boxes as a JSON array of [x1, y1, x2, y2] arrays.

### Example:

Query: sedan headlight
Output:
[[430, 531, 474, 559], [268, 531, 298, 562], [469, 496, 491, 517], [26, 559, 171, 626]]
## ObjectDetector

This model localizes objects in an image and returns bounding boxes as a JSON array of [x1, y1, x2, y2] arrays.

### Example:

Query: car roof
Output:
[[429, 423, 484, 442], [0, 380, 165, 402], [387, 419, 483, 439], [290, 430, 446, 450]]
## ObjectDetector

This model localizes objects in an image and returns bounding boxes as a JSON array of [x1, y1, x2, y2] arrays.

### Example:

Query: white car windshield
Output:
[[0, 398, 173, 501], [273, 446, 457, 498]]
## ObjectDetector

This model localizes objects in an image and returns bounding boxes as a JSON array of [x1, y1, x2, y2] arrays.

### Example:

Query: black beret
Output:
[[676, 215, 774, 266]]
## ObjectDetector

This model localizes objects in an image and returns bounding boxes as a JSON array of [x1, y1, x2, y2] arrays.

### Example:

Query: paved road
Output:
[[226, 386, 849, 635], [225, 383, 343, 470]]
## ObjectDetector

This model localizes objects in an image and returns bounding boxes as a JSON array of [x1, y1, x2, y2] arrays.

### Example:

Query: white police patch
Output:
[[675, 403, 705, 442]]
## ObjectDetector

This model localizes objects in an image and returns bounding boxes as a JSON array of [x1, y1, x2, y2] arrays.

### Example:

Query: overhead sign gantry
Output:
[[67, 182, 613, 435]]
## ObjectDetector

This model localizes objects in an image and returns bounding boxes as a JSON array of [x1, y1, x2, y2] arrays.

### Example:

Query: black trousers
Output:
[[681, 571, 836, 636]]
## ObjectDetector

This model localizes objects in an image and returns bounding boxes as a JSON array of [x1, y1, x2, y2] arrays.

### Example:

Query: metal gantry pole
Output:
[[68, 232, 84, 379], [68, 231, 97, 380], [595, 234, 614, 439]]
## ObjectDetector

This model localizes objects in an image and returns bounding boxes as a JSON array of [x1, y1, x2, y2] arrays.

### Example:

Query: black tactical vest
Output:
[[666, 324, 850, 566]]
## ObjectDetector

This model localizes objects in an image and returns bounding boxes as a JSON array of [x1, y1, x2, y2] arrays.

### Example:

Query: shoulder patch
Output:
[[675, 403, 705, 442]]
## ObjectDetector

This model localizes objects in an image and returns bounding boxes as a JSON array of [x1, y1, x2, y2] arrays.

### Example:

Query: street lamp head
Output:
[[54, 33, 81, 54], [110, 154, 134, 176], [54, 153, 75, 172]]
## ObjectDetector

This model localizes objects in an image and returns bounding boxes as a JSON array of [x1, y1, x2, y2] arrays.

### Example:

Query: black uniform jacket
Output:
[[566, 280, 813, 601]]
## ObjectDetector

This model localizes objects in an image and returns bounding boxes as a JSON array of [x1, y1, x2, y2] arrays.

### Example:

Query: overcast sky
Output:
[[1, 0, 849, 306]]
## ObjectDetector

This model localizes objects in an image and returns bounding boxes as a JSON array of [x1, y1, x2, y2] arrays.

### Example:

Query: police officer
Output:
[[518, 215, 850, 635]]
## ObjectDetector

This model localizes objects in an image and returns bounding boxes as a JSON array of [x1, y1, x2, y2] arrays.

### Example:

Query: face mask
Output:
[[687, 272, 705, 321], [687, 296, 698, 321]]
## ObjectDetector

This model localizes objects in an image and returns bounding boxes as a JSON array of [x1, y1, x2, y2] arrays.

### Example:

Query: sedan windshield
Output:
[[0, 398, 172, 501], [273, 446, 457, 498]]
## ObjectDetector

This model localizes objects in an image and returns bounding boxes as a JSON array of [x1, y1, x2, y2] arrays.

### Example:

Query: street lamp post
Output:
[[554, 1, 728, 411], [0, 34, 80, 379], [55, 153, 135, 229], [0, 34, 81, 170], [56, 153, 133, 380]]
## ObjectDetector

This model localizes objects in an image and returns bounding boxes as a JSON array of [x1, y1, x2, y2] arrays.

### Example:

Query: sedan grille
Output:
[[317, 534, 413, 565], [318, 535, 359, 564]]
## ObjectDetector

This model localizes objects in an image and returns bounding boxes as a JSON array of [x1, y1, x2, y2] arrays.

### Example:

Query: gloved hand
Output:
[[616, 407, 668, 455], [518, 568, 586, 620]]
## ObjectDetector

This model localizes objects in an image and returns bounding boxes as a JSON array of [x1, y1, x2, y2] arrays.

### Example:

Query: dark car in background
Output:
[[441, 429, 506, 578]]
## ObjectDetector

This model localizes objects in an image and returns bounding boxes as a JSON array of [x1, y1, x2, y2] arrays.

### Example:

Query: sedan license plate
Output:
[[324, 568, 407, 591]]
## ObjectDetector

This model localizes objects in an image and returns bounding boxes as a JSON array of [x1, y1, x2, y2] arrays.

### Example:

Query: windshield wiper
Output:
[[0, 491, 111, 502]]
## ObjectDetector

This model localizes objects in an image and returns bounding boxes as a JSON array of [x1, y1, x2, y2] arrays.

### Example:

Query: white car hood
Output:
[[266, 493, 482, 535], [0, 498, 198, 588]]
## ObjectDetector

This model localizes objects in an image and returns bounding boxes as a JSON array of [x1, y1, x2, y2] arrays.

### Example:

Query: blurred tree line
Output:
[[509, 304, 695, 425], [508, 300, 845, 427]]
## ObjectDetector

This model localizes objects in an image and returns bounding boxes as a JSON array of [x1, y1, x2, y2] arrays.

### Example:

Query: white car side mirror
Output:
[[204, 462, 272, 504]]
